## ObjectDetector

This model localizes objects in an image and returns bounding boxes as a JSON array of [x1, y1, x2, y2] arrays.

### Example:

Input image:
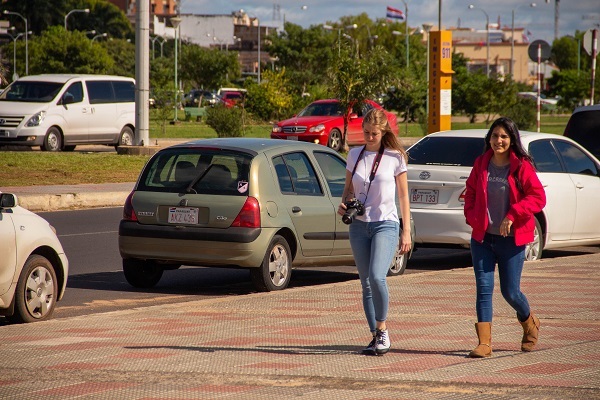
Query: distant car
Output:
[[517, 92, 559, 111], [0, 193, 69, 323], [271, 99, 399, 152], [564, 104, 600, 160], [220, 91, 245, 108], [118, 138, 414, 292], [183, 90, 219, 107], [406, 130, 600, 260]]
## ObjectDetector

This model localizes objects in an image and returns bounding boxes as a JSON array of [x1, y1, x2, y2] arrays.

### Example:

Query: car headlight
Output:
[[272, 125, 282, 133], [26, 111, 46, 127], [309, 124, 325, 133]]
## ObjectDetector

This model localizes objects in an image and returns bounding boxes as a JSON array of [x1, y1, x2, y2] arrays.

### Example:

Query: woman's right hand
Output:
[[337, 202, 347, 216]]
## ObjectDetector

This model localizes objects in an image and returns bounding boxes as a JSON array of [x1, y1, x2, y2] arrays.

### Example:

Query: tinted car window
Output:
[[313, 151, 347, 197], [113, 81, 135, 102], [298, 102, 343, 117], [63, 82, 84, 104], [138, 148, 252, 195], [553, 140, 599, 176], [408, 137, 484, 166], [86, 80, 115, 104], [274, 152, 323, 195], [0, 81, 64, 102], [528, 140, 564, 173], [564, 109, 600, 159]]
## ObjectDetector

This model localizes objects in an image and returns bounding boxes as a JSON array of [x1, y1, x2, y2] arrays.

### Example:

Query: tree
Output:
[[99, 38, 135, 77], [327, 44, 396, 150], [2, 0, 69, 36], [67, 0, 133, 39], [179, 44, 240, 90], [28, 26, 113, 74], [547, 69, 589, 109], [551, 35, 584, 71], [244, 68, 294, 122]]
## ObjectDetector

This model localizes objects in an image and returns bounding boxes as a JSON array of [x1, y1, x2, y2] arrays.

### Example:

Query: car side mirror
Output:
[[62, 93, 75, 105], [0, 193, 17, 208]]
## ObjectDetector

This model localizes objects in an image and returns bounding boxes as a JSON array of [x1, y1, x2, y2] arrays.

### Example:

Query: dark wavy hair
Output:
[[484, 117, 533, 163]]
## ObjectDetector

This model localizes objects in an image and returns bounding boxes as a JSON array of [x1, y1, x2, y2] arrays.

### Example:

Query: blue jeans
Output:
[[470, 233, 531, 323], [349, 219, 400, 333]]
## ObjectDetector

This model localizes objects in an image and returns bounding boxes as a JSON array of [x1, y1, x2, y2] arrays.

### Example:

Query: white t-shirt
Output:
[[346, 146, 407, 223]]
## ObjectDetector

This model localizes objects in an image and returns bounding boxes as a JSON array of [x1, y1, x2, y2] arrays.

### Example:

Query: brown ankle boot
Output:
[[469, 322, 492, 358], [520, 313, 540, 352]]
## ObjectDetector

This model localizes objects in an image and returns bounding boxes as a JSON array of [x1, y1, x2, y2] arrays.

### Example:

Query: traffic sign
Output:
[[583, 29, 598, 56], [528, 40, 551, 62]]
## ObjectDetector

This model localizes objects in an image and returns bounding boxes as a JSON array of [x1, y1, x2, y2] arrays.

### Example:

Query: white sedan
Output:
[[406, 130, 600, 260], [0, 193, 69, 323]]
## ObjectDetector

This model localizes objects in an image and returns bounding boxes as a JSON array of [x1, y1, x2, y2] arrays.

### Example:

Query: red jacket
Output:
[[464, 149, 546, 246]]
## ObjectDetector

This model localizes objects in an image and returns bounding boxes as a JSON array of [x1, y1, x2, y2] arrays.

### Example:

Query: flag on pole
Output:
[[386, 6, 405, 21]]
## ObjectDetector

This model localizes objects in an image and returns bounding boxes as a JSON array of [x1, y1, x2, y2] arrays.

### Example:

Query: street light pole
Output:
[[423, 23, 433, 133], [92, 33, 108, 42], [468, 5, 490, 77], [6, 29, 25, 81], [257, 18, 261, 84], [171, 17, 182, 122], [64, 8, 90, 31], [401, 0, 409, 68], [511, 3, 536, 77], [323, 24, 341, 56], [3, 10, 28, 75]]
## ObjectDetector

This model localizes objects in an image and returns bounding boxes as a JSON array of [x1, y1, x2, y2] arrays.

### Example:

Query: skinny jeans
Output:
[[470, 233, 531, 322], [349, 219, 399, 332]]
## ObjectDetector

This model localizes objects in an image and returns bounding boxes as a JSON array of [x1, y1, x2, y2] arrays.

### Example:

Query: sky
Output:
[[179, 0, 599, 47]]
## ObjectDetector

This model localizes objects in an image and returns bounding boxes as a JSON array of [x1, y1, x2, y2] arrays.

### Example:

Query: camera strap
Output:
[[350, 144, 385, 198]]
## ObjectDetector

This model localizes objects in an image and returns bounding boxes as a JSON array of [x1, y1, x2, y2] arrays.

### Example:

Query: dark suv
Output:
[[564, 104, 600, 160]]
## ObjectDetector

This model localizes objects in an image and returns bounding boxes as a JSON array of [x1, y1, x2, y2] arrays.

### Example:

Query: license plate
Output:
[[411, 189, 439, 204], [168, 207, 199, 224], [288, 136, 298, 141]]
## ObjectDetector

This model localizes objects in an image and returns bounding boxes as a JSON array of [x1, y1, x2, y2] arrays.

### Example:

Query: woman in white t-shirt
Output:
[[338, 108, 411, 355]]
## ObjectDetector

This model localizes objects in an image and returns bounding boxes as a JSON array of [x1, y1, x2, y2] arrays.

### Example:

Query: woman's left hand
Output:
[[500, 217, 513, 237]]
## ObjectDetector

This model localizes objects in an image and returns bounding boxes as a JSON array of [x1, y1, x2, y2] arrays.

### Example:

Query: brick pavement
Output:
[[1, 253, 599, 399]]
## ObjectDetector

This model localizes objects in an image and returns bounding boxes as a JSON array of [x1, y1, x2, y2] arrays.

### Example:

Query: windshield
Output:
[[298, 102, 344, 117], [0, 81, 64, 102], [408, 137, 485, 166], [564, 109, 600, 159], [138, 148, 253, 195]]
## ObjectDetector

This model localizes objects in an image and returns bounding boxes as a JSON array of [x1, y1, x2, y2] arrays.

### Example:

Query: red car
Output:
[[271, 99, 399, 152]]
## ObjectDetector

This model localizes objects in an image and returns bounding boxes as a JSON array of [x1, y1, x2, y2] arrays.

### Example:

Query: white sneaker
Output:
[[362, 335, 377, 354], [375, 329, 390, 355]]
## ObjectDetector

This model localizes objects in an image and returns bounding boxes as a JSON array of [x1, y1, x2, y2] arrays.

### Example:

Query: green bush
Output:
[[505, 98, 537, 131], [205, 105, 244, 137]]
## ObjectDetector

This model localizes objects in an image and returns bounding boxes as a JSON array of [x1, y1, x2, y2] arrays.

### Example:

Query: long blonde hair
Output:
[[362, 108, 407, 160]]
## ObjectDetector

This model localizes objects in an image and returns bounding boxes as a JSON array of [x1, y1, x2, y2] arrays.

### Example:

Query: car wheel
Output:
[[388, 239, 408, 276], [9, 255, 58, 323], [328, 129, 343, 152], [42, 127, 62, 152], [250, 235, 292, 292], [122, 259, 163, 288], [115, 126, 135, 149], [63, 145, 76, 151], [525, 218, 543, 261]]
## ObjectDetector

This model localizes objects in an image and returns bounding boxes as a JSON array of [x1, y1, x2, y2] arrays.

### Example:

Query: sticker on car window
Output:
[[237, 181, 248, 193]]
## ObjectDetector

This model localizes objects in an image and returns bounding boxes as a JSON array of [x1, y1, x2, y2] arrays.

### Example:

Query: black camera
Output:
[[342, 198, 365, 225]]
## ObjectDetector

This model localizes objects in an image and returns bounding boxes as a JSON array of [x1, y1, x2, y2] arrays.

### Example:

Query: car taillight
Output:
[[123, 191, 138, 221], [231, 197, 260, 228], [458, 189, 466, 202]]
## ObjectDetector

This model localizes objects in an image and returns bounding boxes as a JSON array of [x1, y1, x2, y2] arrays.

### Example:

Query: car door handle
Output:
[[576, 183, 584, 189], [82, 108, 88, 113], [292, 206, 301, 213]]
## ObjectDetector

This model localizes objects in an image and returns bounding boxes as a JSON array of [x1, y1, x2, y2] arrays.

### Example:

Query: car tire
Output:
[[328, 129, 343, 152], [122, 259, 163, 288], [525, 218, 543, 261], [9, 255, 58, 323], [42, 127, 62, 152], [115, 126, 135, 149], [388, 239, 408, 276], [250, 235, 292, 292]]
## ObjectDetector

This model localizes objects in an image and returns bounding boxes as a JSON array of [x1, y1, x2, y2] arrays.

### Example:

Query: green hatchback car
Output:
[[119, 138, 413, 292]]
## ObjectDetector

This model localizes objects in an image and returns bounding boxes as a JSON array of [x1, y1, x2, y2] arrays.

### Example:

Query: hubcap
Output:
[[268, 244, 289, 287], [25, 266, 55, 318]]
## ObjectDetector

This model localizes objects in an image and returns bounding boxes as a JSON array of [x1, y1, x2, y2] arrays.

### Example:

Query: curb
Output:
[[17, 191, 129, 212]]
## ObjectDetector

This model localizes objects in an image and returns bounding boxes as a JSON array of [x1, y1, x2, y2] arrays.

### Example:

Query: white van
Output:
[[0, 74, 136, 151]]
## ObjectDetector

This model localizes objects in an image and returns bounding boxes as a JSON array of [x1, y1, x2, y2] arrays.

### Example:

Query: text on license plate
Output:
[[168, 207, 199, 224], [288, 136, 298, 141], [411, 189, 439, 204]]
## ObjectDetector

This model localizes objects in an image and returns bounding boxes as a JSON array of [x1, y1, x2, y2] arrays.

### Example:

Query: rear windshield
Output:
[[137, 148, 253, 195], [0, 81, 64, 102], [564, 110, 600, 159], [407, 136, 484, 166]]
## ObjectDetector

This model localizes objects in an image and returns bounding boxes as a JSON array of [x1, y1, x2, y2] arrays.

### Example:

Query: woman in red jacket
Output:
[[464, 117, 546, 358]]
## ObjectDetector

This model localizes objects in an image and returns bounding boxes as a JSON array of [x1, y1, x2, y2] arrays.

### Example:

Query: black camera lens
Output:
[[342, 207, 359, 224]]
